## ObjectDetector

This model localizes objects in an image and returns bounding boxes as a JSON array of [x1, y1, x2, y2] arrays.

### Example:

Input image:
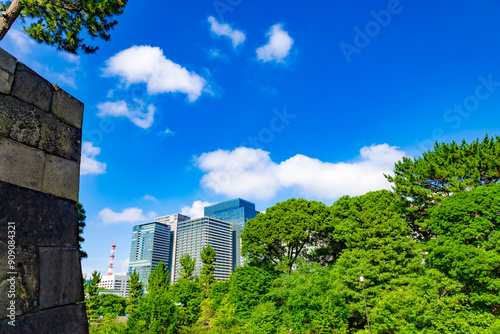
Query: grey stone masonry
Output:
[[0, 47, 88, 333]]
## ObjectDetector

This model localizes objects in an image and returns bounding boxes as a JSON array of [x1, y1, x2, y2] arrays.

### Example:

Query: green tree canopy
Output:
[[76, 202, 87, 259], [127, 261, 178, 333], [126, 269, 143, 315], [96, 293, 127, 317], [426, 183, 500, 315], [241, 198, 330, 272], [147, 260, 170, 294], [85, 270, 102, 320], [0, 0, 128, 54], [386, 135, 500, 238], [327, 190, 422, 331], [178, 253, 196, 280], [169, 277, 202, 329], [200, 244, 217, 296]]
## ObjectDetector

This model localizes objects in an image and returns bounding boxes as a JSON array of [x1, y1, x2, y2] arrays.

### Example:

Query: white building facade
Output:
[[98, 274, 130, 298]]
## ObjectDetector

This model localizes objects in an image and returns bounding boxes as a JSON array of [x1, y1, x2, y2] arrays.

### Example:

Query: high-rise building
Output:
[[174, 217, 232, 282], [154, 213, 191, 282], [128, 222, 172, 287], [204, 198, 260, 268], [98, 273, 130, 298]]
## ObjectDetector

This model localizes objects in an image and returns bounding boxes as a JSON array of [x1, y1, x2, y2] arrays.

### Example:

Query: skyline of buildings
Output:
[[128, 198, 260, 286]]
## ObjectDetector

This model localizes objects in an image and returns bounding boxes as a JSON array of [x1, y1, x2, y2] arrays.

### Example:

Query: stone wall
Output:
[[0, 47, 88, 333]]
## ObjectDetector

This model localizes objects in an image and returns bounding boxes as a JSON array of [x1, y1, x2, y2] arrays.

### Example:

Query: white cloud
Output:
[[98, 207, 157, 224], [7, 29, 35, 55], [80, 142, 107, 175], [96, 100, 156, 129], [143, 194, 159, 202], [181, 200, 215, 219], [195, 144, 406, 201], [164, 128, 175, 136], [256, 24, 294, 63], [59, 52, 80, 65], [208, 48, 228, 60], [103, 45, 207, 102], [208, 16, 246, 47]]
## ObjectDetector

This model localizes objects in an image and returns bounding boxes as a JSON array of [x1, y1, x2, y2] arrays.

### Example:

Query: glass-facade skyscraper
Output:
[[128, 222, 173, 287], [204, 198, 260, 268], [174, 217, 232, 282]]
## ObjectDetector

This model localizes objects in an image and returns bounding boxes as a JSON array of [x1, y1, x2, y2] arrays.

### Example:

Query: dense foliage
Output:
[[89, 136, 500, 333], [126, 269, 143, 314], [77, 202, 87, 259], [0, 0, 128, 54], [84, 270, 102, 320]]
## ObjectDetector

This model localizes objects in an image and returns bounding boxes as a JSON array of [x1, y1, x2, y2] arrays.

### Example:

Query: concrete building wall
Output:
[[0, 47, 88, 333]]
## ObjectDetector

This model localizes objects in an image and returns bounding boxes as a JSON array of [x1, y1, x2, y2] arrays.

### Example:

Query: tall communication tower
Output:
[[107, 244, 116, 276]]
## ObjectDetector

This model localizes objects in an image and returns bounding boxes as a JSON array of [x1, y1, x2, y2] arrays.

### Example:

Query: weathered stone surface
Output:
[[0, 70, 14, 94], [39, 112, 82, 162], [52, 86, 84, 129], [0, 95, 14, 137], [0, 48, 17, 93], [0, 137, 45, 191], [39, 246, 83, 309], [0, 181, 79, 247], [0, 47, 17, 74], [11, 63, 53, 112], [0, 242, 39, 317], [0, 94, 42, 147], [0, 94, 81, 161], [0, 303, 89, 334], [42, 154, 80, 201], [0, 47, 86, 333]]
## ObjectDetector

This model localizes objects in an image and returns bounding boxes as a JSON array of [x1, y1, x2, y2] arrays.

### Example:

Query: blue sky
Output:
[[2, 0, 500, 276]]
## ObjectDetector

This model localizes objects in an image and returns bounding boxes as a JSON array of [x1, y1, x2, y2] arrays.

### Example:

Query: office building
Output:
[[204, 198, 259, 268], [174, 217, 232, 282], [128, 222, 173, 287], [98, 273, 130, 298], [154, 213, 191, 281]]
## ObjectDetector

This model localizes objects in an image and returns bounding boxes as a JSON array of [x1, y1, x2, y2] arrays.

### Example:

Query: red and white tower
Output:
[[107, 244, 116, 276]]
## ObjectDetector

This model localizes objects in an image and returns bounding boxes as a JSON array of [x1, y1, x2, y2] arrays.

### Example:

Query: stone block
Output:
[[11, 63, 53, 112], [42, 154, 80, 202], [0, 95, 14, 137], [0, 136, 45, 191], [0, 69, 14, 94], [52, 86, 84, 129], [0, 181, 79, 247], [39, 246, 83, 309], [0, 94, 42, 147], [0, 48, 17, 94], [0, 303, 89, 334], [39, 112, 82, 162], [0, 242, 39, 317], [0, 47, 17, 74]]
